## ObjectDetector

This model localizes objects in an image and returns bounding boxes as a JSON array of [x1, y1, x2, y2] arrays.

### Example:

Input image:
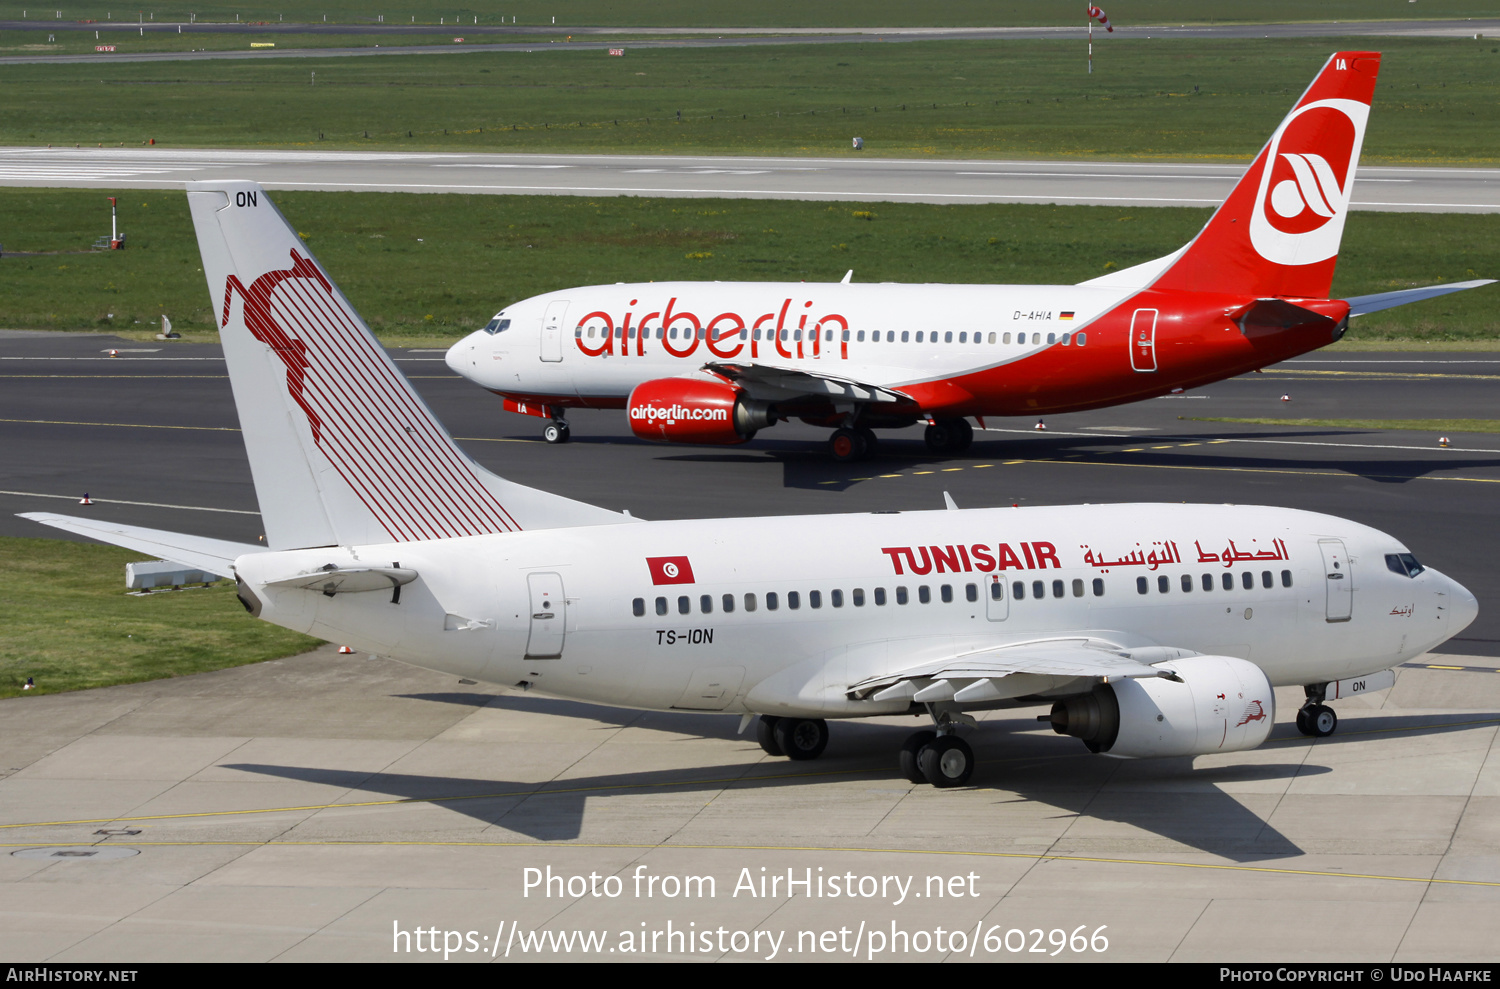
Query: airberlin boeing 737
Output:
[[21, 177, 1477, 787], [446, 51, 1492, 459]]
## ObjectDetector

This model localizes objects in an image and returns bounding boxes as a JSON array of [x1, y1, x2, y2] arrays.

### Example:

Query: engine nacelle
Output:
[[627, 376, 774, 445], [1045, 655, 1275, 759]]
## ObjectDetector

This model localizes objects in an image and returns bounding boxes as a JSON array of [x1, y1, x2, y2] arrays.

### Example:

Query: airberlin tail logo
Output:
[[647, 556, 695, 585], [1248, 98, 1368, 267]]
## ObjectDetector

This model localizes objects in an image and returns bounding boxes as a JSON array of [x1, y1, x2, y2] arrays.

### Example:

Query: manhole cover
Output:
[[11, 845, 140, 861]]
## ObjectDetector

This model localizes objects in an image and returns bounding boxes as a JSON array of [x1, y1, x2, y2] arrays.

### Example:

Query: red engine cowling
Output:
[[627, 376, 774, 445]]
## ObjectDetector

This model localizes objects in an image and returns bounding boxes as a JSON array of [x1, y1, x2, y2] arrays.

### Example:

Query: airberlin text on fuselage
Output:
[[574, 296, 851, 361], [882, 542, 1061, 576]]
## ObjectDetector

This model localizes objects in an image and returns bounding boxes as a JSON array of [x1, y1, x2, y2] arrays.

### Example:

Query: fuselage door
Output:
[[540, 300, 569, 363], [985, 574, 1009, 622], [1318, 538, 1353, 623], [1130, 308, 1159, 372], [525, 571, 566, 657]]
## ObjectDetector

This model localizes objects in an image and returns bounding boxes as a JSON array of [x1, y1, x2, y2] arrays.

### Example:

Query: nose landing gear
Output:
[[1295, 684, 1338, 737]]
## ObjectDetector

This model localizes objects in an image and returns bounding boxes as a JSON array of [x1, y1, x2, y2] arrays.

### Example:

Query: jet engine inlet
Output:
[[1046, 686, 1121, 754]]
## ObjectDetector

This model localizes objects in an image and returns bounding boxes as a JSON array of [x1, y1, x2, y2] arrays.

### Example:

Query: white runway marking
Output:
[[983, 426, 1500, 455], [0, 489, 259, 514]]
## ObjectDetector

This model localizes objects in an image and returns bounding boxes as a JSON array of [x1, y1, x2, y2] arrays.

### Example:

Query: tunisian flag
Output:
[[1089, 5, 1113, 31], [646, 556, 696, 585]]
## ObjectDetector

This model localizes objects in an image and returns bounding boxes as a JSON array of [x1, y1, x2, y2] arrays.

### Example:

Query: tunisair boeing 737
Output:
[[20, 178, 1477, 787], [445, 51, 1493, 460]]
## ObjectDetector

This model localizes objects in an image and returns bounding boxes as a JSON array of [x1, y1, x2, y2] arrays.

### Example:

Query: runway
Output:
[[2, 18, 1498, 65], [4, 330, 1500, 961], [3, 147, 1498, 211]]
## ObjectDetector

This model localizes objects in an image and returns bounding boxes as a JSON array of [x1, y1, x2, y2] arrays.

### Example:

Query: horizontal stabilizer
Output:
[[18, 512, 263, 579], [1343, 278, 1495, 317], [264, 565, 417, 595]]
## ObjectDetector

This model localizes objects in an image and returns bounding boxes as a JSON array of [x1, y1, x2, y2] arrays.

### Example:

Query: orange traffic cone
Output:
[[1439, 436, 1451, 447], [1034, 419, 1046, 431], [338, 645, 355, 654], [1280, 394, 1290, 402], [107, 349, 119, 357], [78, 493, 93, 505]]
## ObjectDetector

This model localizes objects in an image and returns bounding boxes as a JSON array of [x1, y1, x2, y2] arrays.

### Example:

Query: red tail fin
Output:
[[1152, 51, 1381, 300]]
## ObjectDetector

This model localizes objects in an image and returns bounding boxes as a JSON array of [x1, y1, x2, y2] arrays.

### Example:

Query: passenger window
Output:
[[1092, 578, 1104, 596], [1013, 581, 1025, 600], [1137, 576, 1149, 595], [915, 331, 924, 343], [1017, 332, 1027, 344], [1077, 332, 1087, 346], [1242, 572, 1254, 590], [989, 579, 1004, 601], [852, 588, 865, 607], [1182, 574, 1195, 592], [1158, 575, 1170, 593], [678, 596, 690, 615], [896, 586, 909, 605], [1222, 573, 1234, 591], [940, 584, 953, 603], [1032, 580, 1045, 599], [1261, 570, 1273, 589], [944, 331, 953, 343], [1281, 570, 1293, 588], [1052, 579, 1064, 598], [1061, 332, 1071, 346], [831, 589, 845, 608], [965, 583, 978, 603], [918, 585, 931, 604], [1072, 579, 1084, 597], [959, 332, 968, 343], [1047, 332, 1056, 344], [701, 594, 713, 614], [809, 590, 822, 609], [745, 593, 757, 612], [857, 331, 866, 342], [901, 331, 910, 343], [988, 332, 996, 344], [722, 593, 735, 613], [1201, 574, 1213, 592], [656, 596, 668, 616], [788, 591, 801, 610], [766, 592, 779, 611], [632, 597, 645, 617], [874, 587, 886, 606], [1003, 332, 1011, 344]]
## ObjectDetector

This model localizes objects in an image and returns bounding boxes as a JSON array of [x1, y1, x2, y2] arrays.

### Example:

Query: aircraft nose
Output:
[[1446, 574, 1479, 636], [444, 335, 471, 375]]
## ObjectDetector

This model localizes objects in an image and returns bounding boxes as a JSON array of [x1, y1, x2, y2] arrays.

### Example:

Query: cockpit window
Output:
[[1385, 553, 1425, 578], [483, 317, 511, 335]]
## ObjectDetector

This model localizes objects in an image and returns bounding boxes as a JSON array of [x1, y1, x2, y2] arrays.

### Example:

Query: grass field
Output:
[[1, 186, 1495, 346], [0, 536, 323, 699], [0, 28, 578, 55], [1, 38, 1497, 162], [6, 1, 1497, 28]]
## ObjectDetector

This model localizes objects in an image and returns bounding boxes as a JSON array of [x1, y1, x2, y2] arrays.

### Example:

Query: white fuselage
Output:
[[234, 503, 1475, 719]]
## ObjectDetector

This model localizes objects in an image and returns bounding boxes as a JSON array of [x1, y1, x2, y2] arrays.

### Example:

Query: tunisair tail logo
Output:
[[1248, 96, 1368, 267]]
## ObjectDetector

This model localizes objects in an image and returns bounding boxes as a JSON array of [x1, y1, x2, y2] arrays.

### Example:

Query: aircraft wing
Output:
[[847, 637, 1187, 705], [1343, 278, 1495, 317], [703, 362, 910, 405], [18, 512, 263, 579]]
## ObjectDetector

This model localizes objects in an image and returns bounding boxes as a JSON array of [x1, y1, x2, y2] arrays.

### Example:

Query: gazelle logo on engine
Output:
[[1248, 99, 1367, 267]]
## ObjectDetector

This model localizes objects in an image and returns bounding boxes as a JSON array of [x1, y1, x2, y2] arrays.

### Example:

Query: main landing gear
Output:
[[755, 715, 829, 760], [542, 417, 570, 444], [753, 712, 976, 789], [1295, 684, 1338, 738], [924, 417, 973, 455], [828, 426, 878, 462]]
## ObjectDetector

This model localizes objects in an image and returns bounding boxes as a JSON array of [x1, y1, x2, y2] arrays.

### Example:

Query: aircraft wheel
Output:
[[946, 417, 974, 452], [755, 715, 783, 756], [773, 717, 829, 761], [899, 730, 937, 784], [1295, 708, 1313, 736], [923, 423, 952, 453], [829, 427, 868, 462], [542, 421, 570, 444], [918, 735, 974, 788], [1308, 705, 1338, 737], [856, 426, 878, 457]]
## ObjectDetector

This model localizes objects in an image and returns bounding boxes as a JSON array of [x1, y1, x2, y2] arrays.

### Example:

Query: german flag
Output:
[[1060, 311, 1075, 321]]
